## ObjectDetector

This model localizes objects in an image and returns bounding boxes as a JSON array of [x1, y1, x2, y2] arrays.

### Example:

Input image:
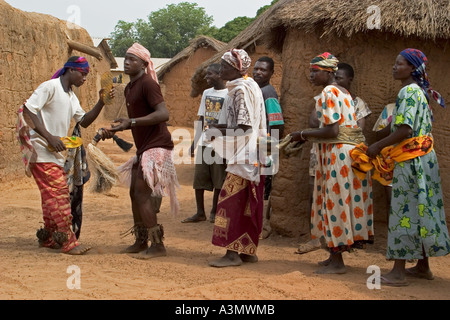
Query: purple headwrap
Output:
[[400, 48, 445, 109], [51, 57, 90, 79]]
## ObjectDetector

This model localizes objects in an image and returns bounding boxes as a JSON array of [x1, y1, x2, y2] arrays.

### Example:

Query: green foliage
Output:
[[110, 2, 212, 58], [109, 20, 138, 57], [109, 1, 278, 57], [207, 16, 255, 43], [146, 2, 213, 57], [257, 0, 279, 16]]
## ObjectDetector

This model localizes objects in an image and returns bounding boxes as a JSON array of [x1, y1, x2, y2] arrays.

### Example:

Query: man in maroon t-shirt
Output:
[[103, 43, 179, 259]]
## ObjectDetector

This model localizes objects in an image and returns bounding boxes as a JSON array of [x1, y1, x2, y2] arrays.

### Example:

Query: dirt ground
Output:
[[1, 124, 449, 301]]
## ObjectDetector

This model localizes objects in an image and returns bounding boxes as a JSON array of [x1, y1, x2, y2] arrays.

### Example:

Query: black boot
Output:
[[122, 225, 149, 253], [136, 225, 167, 259]]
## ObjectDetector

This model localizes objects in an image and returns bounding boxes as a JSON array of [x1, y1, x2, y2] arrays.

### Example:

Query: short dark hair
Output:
[[207, 63, 221, 74], [256, 56, 275, 71], [337, 63, 354, 78]]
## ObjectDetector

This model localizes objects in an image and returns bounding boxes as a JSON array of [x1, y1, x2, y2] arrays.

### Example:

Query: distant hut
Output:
[[0, 0, 110, 181], [93, 38, 118, 70], [260, 0, 450, 238], [156, 36, 226, 127]]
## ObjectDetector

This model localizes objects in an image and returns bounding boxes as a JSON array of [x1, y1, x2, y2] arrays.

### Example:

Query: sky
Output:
[[5, 0, 273, 38]]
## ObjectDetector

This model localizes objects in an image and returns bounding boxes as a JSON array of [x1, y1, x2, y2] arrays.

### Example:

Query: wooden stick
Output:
[[67, 39, 103, 61]]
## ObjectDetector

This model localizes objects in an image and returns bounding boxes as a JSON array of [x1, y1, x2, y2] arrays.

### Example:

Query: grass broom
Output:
[[86, 130, 120, 193]]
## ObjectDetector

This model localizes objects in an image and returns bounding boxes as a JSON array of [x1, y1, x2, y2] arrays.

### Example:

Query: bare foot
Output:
[[380, 274, 409, 287], [318, 256, 332, 267], [315, 264, 347, 274], [65, 245, 91, 255], [315, 252, 346, 274], [209, 252, 243, 268], [181, 213, 206, 223], [296, 239, 321, 254], [239, 254, 258, 263], [406, 266, 434, 280]]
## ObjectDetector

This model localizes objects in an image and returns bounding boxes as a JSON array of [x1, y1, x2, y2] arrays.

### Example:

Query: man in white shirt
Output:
[[19, 56, 111, 255], [183, 64, 228, 224]]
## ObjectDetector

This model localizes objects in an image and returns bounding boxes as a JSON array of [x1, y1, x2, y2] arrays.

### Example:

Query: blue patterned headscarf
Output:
[[51, 56, 90, 79], [400, 48, 445, 109]]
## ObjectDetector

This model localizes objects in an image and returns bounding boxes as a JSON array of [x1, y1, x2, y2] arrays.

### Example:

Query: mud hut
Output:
[[0, 1, 111, 181], [260, 0, 450, 238], [156, 36, 226, 127]]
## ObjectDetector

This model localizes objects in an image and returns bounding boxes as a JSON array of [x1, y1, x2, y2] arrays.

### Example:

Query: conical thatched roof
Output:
[[156, 35, 226, 81], [191, 0, 450, 96]]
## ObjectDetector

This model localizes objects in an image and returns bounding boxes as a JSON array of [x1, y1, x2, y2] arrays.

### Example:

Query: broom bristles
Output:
[[113, 135, 134, 152], [94, 130, 133, 152], [87, 143, 119, 193]]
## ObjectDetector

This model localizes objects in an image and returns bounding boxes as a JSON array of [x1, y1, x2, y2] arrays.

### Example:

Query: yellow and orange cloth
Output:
[[350, 136, 434, 186]]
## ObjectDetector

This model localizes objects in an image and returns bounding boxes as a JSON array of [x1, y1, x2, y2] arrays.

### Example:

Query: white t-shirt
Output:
[[25, 78, 86, 167], [197, 87, 228, 147]]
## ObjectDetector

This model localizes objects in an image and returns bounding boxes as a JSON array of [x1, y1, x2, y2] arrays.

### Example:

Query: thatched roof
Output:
[[265, 0, 450, 50], [156, 35, 226, 81], [190, 0, 450, 97]]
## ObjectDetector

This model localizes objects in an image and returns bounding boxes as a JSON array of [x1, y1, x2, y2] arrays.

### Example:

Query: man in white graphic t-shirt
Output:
[[183, 64, 228, 224]]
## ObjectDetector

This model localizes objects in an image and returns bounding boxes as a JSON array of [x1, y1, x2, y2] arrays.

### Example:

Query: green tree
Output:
[[110, 1, 279, 57], [109, 2, 213, 58], [203, 0, 279, 43], [109, 20, 138, 57], [256, 0, 279, 16], [210, 16, 255, 43]]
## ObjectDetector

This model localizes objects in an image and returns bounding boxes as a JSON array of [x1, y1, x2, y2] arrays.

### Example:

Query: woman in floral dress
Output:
[[291, 53, 374, 274], [367, 49, 450, 286]]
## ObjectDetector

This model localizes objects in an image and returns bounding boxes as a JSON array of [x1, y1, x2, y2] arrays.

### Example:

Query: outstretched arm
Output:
[[290, 121, 339, 142], [80, 88, 115, 128], [109, 101, 170, 132]]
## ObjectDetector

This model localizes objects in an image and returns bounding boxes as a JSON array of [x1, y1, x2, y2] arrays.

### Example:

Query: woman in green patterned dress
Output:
[[367, 49, 450, 286]]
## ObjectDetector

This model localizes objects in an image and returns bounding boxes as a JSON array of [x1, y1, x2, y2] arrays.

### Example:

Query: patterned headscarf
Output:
[[127, 43, 159, 83], [310, 52, 339, 73], [222, 49, 252, 76], [51, 56, 90, 79], [400, 48, 445, 109]]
